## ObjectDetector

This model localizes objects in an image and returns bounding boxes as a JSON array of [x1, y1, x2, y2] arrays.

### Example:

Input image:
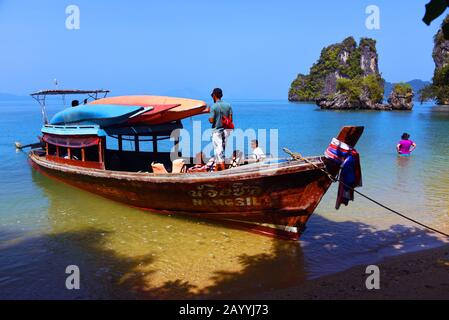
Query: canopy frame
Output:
[[30, 89, 110, 124]]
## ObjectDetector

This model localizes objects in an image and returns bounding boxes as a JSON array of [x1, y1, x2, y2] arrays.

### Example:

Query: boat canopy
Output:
[[31, 89, 110, 97], [41, 124, 106, 136], [104, 121, 183, 137], [31, 89, 110, 125]]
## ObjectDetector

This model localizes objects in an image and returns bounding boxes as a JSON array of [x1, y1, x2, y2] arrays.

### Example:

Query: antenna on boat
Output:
[[53, 79, 66, 106]]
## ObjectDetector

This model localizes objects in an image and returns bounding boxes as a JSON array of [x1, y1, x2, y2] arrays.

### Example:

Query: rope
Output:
[[283, 148, 449, 239]]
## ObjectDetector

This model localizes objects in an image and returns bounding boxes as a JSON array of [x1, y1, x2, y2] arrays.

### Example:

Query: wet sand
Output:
[[248, 245, 449, 300]]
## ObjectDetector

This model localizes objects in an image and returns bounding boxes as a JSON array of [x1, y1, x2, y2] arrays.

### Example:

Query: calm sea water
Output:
[[0, 98, 448, 299]]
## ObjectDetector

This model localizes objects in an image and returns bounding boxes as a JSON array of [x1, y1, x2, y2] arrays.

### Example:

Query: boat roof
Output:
[[104, 121, 183, 137], [42, 124, 106, 136], [41, 121, 182, 137], [31, 89, 110, 96]]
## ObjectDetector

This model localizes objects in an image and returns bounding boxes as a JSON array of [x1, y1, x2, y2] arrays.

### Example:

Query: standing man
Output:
[[208, 88, 233, 171]]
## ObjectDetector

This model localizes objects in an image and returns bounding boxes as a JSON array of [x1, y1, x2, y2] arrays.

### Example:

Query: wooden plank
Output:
[[45, 155, 105, 170], [98, 139, 103, 163], [336, 126, 364, 147]]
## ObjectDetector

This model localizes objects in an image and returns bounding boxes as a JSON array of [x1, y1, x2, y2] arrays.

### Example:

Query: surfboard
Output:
[[126, 104, 180, 125], [50, 104, 144, 127], [89, 96, 208, 125]]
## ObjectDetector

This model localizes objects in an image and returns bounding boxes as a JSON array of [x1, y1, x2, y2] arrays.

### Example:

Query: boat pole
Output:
[[14, 141, 42, 150], [134, 135, 140, 153], [152, 135, 158, 153], [118, 135, 123, 152]]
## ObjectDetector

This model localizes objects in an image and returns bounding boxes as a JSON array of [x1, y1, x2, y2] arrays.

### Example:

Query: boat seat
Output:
[[151, 162, 168, 174], [172, 159, 186, 173]]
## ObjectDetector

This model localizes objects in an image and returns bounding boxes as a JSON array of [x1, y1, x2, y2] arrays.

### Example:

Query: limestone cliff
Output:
[[288, 37, 385, 109], [433, 15, 449, 70], [421, 14, 449, 105]]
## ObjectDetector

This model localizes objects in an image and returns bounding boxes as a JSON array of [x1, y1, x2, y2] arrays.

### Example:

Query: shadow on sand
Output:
[[0, 217, 445, 299], [0, 169, 446, 299]]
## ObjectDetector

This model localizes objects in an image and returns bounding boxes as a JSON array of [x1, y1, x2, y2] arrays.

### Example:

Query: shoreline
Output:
[[247, 244, 449, 300]]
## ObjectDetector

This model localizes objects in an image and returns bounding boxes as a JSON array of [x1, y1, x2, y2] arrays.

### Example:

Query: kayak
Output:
[[50, 104, 145, 127], [126, 104, 180, 125], [89, 96, 207, 124]]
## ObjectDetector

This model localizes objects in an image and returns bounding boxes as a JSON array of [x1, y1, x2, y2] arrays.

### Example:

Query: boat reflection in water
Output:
[[28, 169, 307, 299]]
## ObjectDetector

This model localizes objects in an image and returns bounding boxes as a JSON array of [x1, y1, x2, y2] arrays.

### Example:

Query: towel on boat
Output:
[[187, 158, 216, 173], [325, 138, 362, 209]]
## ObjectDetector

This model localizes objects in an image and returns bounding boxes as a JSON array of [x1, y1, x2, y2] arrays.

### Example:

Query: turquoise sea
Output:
[[0, 97, 448, 299]]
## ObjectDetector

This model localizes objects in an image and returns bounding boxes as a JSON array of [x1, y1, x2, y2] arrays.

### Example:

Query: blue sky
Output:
[[0, 0, 446, 98]]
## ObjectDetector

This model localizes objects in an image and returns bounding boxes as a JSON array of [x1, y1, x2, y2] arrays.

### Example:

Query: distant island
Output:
[[384, 80, 430, 101], [288, 37, 414, 110], [0, 93, 27, 100]]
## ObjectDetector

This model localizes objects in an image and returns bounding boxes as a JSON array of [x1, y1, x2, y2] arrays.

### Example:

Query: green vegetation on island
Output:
[[288, 37, 384, 108], [335, 74, 384, 104], [392, 83, 413, 96], [289, 37, 414, 110]]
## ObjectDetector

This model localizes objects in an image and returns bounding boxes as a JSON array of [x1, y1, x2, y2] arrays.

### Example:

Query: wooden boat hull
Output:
[[30, 153, 334, 240], [28, 126, 364, 240]]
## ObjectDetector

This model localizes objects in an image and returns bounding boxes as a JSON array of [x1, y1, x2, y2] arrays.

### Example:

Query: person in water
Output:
[[208, 88, 233, 171], [397, 133, 417, 156]]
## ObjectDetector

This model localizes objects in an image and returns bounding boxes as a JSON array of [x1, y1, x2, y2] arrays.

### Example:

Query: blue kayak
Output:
[[50, 104, 146, 127]]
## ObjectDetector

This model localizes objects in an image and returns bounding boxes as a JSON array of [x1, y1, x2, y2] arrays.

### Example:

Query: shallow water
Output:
[[0, 98, 448, 299]]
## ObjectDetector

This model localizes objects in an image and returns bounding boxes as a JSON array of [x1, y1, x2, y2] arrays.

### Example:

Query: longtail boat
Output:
[[28, 89, 364, 240]]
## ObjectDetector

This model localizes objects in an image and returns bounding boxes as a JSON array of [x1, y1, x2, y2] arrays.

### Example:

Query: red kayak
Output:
[[90, 96, 208, 125], [125, 104, 180, 125]]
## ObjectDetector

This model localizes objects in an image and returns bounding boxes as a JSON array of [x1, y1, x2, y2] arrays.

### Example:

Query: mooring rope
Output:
[[283, 148, 449, 239]]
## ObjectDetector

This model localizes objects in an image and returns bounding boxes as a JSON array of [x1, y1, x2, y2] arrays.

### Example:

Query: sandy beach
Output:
[[249, 245, 449, 300]]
